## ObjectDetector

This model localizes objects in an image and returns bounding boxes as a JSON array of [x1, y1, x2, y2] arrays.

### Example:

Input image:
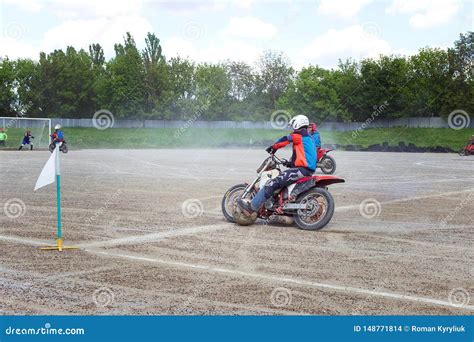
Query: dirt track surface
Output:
[[0, 149, 473, 315]]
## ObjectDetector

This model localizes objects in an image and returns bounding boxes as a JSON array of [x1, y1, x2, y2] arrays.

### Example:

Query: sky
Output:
[[0, 0, 472, 69]]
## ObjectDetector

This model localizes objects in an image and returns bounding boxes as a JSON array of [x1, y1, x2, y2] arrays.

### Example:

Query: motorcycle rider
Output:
[[50, 124, 65, 146], [238, 114, 317, 214], [308, 122, 321, 149]]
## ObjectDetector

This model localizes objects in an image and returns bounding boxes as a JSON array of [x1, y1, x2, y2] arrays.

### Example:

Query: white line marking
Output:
[[89, 249, 474, 312], [415, 161, 474, 169], [78, 223, 230, 248], [1, 234, 472, 311], [336, 188, 474, 212], [0, 235, 50, 246]]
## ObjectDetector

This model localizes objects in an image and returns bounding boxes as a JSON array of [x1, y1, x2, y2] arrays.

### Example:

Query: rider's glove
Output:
[[266, 146, 276, 154]]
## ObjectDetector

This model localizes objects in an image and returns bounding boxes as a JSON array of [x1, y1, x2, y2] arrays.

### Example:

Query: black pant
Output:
[[263, 167, 313, 199]]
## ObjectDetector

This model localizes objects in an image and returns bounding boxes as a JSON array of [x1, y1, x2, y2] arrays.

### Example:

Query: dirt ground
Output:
[[0, 149, 473, 315]]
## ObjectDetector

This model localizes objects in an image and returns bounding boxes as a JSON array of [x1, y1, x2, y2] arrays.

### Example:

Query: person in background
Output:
[[0, 129, 7, 146], [18, 129, 34, 150], [308, 122, 321, 155]]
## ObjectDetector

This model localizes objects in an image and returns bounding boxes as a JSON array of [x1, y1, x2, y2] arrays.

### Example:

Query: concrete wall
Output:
[[3, 116, 473, 131]]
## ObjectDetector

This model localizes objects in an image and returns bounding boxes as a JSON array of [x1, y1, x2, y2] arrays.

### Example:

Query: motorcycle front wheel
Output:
[[293, 187, 335, 230], [320, 155, 336, 174], [221, 184, 254, 222]]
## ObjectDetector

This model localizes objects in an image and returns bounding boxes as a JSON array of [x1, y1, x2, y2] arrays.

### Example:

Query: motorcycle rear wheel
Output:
[[294, 187, 335, 230], [61, 143, 68, 153]]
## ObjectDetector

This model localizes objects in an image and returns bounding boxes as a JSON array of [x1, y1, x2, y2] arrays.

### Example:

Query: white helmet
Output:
[[55, 124, 61, 130], [288, 115, 309, 130]]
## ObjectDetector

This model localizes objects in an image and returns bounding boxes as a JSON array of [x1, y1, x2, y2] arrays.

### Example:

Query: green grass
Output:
[[1, 127, 472, 151]]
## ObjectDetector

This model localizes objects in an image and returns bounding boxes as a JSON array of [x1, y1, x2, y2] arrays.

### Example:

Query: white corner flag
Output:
[[34, 148, 57, 191]]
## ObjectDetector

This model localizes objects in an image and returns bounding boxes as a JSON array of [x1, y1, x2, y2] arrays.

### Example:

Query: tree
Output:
[[195, 63, 231, 119], [444, 32, 474, 116], [406, 48, 450, 117], [142, 32, 168, 117], [0, 58, 16, 116], [162, 57, 196, 119], [256, 50, 294, 110], [89, 43, 105, 69], [13, 58, 42, 117], [226, 60, 255, 101], [278, 65, 348, 122], [102, 32, 146, 118]]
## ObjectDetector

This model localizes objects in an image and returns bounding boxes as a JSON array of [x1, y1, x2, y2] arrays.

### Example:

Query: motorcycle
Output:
[[49, 139, 68, 153], [459, 138, 474, 156], [317, 148, 336, 174], [221, 152, 344, 230], [459, 145, 474, 156]]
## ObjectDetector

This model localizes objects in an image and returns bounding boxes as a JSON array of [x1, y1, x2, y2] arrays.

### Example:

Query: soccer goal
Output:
[[0, 117, 52, 150]]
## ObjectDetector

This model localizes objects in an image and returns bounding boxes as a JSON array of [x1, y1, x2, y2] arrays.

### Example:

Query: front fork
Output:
[[241, 158, 275, 199]]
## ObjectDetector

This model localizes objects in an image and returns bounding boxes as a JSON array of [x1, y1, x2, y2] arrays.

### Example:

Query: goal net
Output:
[[0, 117, 52, 150]]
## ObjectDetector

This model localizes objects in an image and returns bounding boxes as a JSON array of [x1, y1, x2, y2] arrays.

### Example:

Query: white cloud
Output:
[[226, 16, 278, 39], [162, 36, 261, 64], [1, 0, 151, 59], [2, 0, 43, 12], [386, 0, 462, 28], [0, 37, 39, 59], [232, 0, 254, 9], [50, 0, 144, 19], [300, 25, 391, 68], [317, 0, 374, 18], [42, 15, 153, 58]]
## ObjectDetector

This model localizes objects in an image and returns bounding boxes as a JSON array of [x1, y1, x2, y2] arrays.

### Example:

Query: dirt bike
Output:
[[459, 146, 474, 156], [459, 142, 474, 156], [317, 148, 336, 174], [49, 139, 68, 153], [221, 152, 344, 230]]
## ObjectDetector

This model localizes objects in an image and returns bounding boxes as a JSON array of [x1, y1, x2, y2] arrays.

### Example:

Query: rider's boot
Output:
[[237, 198, 255, 214], [18, 146, 23, 150], [30, 145, 33, 151]]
